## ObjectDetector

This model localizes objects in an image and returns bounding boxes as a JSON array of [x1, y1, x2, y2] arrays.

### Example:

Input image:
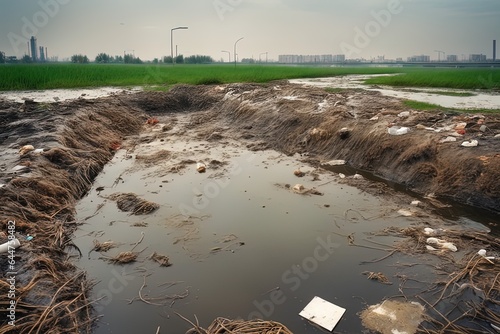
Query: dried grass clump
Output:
[[180, 316, 293, 334], [105, 251, 138, 264], [107, 192, 160, 215], [93, 240, 117, 252], [136, 149, 171, 164], [149, 251, 172, 267]]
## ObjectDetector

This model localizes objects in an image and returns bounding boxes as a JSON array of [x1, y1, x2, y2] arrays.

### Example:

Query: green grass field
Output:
[[0, 63, 499, 91]]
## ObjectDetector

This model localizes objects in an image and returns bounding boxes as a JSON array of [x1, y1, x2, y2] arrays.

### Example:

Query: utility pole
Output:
[[171, 26, 188, 64]]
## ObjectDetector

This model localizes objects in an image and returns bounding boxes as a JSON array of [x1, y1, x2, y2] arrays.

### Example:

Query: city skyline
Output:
[[0, 0, 499, 62]]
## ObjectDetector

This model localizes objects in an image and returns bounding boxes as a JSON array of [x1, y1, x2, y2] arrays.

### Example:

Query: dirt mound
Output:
[[198, 83, 500, 213]]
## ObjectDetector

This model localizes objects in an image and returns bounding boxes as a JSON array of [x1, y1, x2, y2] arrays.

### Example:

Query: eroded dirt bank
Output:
[[0, 83, 499, 332], [133, 83, 500, 213]]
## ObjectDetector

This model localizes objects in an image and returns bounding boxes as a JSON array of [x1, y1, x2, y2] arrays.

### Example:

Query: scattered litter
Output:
[[369, 116, 379, 121], [398, 111, 410, 118], [11, 165, 29, 172], [322, 159, 346, 166], [439, 136, 457, 143], [352, 173, 363, 179], [339, 173, 346, 179], [292, 184, 305, 192], [423, 227, 444, 236], [426, 237, 457, 252], [196, 162, 206, 173], [477, 249, 496, 261], [480, 125, 487, 132], [0, 184, 5, 189], [495, 134, 500, 138], [461, 140, 478, 147], [360, 300, 424, 334], [293, 169, 305, 177], [398, 209, 413, 217], [106, 193, 160, 215], [146, 117, 159, 125], [388, 126, 409, 136], [455, 122, 467, 131], [299, 296, 346, 331], [26, 235, 34, 241], [0, 239, 20, 254], [19, 145, 35, 155], [426, 245, 437, 251], [411, 200, 421, 206]]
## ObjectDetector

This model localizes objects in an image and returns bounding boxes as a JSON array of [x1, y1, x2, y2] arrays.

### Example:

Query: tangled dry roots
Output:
[[0, 102, 145, 332], [180, 315, 294, 334]]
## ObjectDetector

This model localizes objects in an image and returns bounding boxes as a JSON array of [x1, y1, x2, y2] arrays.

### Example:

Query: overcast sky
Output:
[[1, 0, 499, 61]]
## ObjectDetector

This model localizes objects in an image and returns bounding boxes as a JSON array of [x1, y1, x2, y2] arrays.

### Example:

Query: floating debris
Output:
[[360, 300, 424, 334], [149, 251, 172, 267], [107, 193, 160, 215]]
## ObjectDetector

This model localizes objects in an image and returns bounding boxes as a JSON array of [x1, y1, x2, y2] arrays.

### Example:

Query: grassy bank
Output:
[[0, 63, 401, 91], [0, 64, 499, 91]]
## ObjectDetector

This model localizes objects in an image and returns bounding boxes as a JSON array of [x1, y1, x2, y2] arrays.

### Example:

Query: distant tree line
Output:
[[71, 54, 89, 64], [0, 51, 5, 63], [162, 54, 214, 64]]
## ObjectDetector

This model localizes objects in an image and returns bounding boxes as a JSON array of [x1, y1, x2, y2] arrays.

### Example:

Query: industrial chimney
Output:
[[494, 40, 497, 61]]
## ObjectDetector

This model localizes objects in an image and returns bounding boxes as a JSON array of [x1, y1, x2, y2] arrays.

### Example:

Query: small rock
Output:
[[339, 127, 350, 139], [196, 163, 206, 173], [294, 169, 305, 177], [19, 145, 35, 155], [479, 125, 487, 132]]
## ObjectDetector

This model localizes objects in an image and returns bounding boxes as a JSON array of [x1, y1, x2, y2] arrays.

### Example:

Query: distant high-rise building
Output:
[[469, 54, 486, 62], [30, 36, 38, 62], [407, 55, 430, 62], [447, 55, 458, 62]]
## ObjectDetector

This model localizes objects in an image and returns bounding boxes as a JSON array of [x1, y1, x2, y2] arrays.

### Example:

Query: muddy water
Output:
[[0, 87, 140, 103], [72, 116, 454, 333], [290, 75, 500, 109]]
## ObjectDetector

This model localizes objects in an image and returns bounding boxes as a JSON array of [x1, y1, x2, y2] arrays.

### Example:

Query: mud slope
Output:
[[0, 97, 145, 333], [142, 83, 500, 213]]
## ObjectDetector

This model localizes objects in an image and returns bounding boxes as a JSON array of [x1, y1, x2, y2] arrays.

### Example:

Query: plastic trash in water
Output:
[[426, 237, 457, 252], [299, 296, 346, 331], [388, 126, 409, 136]]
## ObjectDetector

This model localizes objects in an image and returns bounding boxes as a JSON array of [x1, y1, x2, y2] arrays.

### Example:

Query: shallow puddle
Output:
[[290, 75, 500, 109], [72, 114, 462, 333]]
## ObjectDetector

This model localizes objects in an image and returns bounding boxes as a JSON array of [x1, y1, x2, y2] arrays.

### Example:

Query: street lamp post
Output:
[[171, 26, 188, 64], [221, 50, 231, 63], [234, 37, 243, 67]]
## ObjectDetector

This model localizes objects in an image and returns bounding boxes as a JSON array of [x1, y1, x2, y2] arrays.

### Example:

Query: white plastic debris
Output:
[[424, 227, 435, 235], [478, 249, 487, 257], [461, 140, 478, 147], [352, 173, 363, 180], [398, 209, 413, 217], [398, 111, 410, 118], [426, 245, 437, 251], [440, 136, 457, 143], [426, 237, 457, 252], [0, 239, 20, 254], [292, 184, 305, 192], [411, 200, 421, 206], [369, 116, 379, 121], [299, 296, 346, 331], [323, 160, 346, 166], [479, 125, 487, 132], [388, 126, 409, 136], [338, 173, 346, 179], [33, 148, 44, 154]]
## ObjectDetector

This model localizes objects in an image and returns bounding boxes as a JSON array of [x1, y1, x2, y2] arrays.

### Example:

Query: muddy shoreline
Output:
[[0, 83, 499, 333]]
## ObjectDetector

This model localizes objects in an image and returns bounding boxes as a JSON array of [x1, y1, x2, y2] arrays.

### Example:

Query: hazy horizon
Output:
[[1, 0, 499, 62]]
